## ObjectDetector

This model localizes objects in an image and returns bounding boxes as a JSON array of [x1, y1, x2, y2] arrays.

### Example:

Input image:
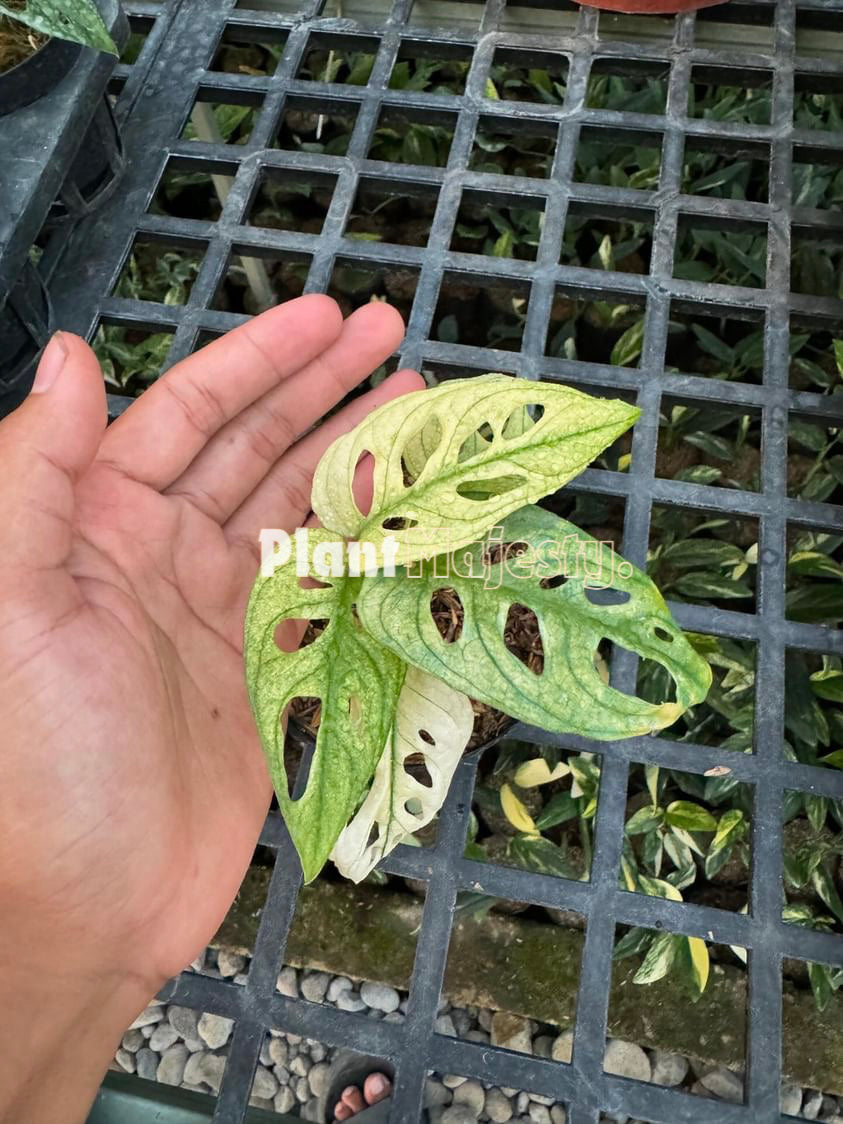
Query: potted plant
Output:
[[0, 0, 117, 113], [577, 0, 726, 13], [245, 375, 712, 883]]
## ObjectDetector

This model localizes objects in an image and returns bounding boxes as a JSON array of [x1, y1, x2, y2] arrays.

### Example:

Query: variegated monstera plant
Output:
[[245, 375, 712, 883]]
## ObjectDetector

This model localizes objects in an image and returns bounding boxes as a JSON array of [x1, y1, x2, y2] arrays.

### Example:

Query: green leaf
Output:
[[610, 319, 644, 367], [330, 667, 473, 882], [0, 0, 117, 52], [311, 374, 640, 566], [810, 670, 843, 703], [809, 961, 834, 1013], [358, 506, 712, 740], [819, 749, 843, 769], [665, 801, 717, 832], [244, 530, 406, 882], [690, 324, 735, 367], [813, 866, 843, 925], [510, 834, 581, 879], [633, 931, 680, 984], [535, 791, 578, 830], [663, 540, 745, 570], [673, 573, 753, 600], [625, 806, 665, 834]]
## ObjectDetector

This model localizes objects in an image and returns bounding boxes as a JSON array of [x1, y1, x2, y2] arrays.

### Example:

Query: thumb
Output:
[[0, 332, 107, 573]]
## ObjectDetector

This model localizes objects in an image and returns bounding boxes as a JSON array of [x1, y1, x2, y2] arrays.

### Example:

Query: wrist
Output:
[[0, 947, 156, 1124]]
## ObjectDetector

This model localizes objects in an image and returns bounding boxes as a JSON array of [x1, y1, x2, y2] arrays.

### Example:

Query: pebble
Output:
[[327, 976, 353, 1002], [442, 1107, 480, 1124], [130, 1005, 165, 1030], [274, 1064, 290, 1085], [650, 1050, 688, 1088], [291, 1054, 311, 1077], [198, 1012, 234, 1050], [308, 1061, 330, 1098], [217, 950, 246, 978], [551, 1108, 567, 1124], [157, 1043, 189, 1086], [516, 1093, 530, 1114], [443, 1074, 468, 1089], [803, 1090, 824, 1119], [311, 1043, 326, 1063], [533, 1036, 554, 1059], [275, 1087, 296, 1114], [604, 1040, 651, 1083], [115, 1048, 136, 1074], [478, 1009, 493, 1032], [269, 1038, 288, 1068], [168, 1006, 199, 1040], [426, 1078, 453, 1107], [436, 1014, 458, 1037], [121, 1029, 144, 1053], [551, 1031, 574, 1064], [528, 1106, 551, 1124], [252, 1065, 278, 1100], [466, 1029, 489, 1044], [486, 1088, 514, 1122], [136, 1048, 158, 1081], [453, 1079, 485, 1114], [780, 1086, 802, 1116], [149, 1024, 179, 1053], [531, 1094, 554, 1107], [361, 981, 401, 1013], [184, 1052, 226, 1095], [301, 971, 331, 1003], [491, 1013, 533, 1054], [276, 967, 298, 998], [336, 990, 367, 1013], [295, 1075, 310, 1103], [699, 1067, 744, 1103]]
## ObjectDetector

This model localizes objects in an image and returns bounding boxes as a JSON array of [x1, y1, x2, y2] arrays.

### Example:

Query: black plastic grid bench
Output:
[[40, 0, 843, 1120]]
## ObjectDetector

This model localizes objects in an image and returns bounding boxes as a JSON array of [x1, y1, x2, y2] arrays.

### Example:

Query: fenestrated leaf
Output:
[[330, 667, 473, 882], [0, 0, 117, 52], [358, 506, 712, 741], [244, 530, 406, 882], [311, 375, 640, 566]]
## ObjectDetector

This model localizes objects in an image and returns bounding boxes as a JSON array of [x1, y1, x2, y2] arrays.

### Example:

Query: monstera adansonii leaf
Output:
[[330, 666, 474, 882], [245, 529, 406, 882], [358, 506, 713, 740], [311, 374, 640, 566], [0, 0, 118, 53]]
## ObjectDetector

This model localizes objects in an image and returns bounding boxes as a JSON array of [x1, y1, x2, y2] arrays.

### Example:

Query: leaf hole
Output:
[[457, 420, 495, 462], [503, 403, 545, 435], [382, 515, 419, 530], [585, 587, 632, 607], [366, 823, 380, 848], [540, 573, 568, 590], [274, 618, 327, 653], [455, 474, 524, 501], [654, 626, 674, 643], [298, 574, 331, 590], [430, 587, 464, 643], [284, 698, 319, 801], [353, 450, 374, 517], [405, 797, 424, 817], [418, 728, 435, 745], [504, 604, 544, 675], [348, 695, 362, 724], [405, 759, 433, 788]]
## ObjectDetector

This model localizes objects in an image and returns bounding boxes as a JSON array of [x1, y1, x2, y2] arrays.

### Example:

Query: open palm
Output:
[[0, 295, 423, 997]]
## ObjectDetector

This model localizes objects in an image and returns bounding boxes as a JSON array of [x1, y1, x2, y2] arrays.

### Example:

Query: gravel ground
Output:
[[113, 951, 842, 1122]]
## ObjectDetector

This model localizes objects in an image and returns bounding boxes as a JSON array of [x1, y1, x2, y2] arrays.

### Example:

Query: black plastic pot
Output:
[[47, 95, 125, 227], [0, 34, 82, 116], [0, 260, 51, 416]]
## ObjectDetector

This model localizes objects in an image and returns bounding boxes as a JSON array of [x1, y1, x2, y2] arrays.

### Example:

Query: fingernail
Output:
[[32, 332, 68, 394], [369, 1074, 388, 1095]]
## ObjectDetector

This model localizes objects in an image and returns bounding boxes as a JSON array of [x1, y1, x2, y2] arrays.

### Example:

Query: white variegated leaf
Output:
[[330, 667, 473, 882]]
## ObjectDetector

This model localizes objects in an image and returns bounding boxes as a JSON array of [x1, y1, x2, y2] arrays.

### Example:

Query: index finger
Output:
[[95, 294, 343, 490]]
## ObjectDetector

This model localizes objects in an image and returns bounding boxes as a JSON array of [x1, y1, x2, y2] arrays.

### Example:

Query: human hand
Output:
[[0, 296, 423, 1123]]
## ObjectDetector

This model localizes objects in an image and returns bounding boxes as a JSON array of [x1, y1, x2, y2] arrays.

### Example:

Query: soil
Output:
[[0, 6, 46, 74], [289, 591, 541, 753]]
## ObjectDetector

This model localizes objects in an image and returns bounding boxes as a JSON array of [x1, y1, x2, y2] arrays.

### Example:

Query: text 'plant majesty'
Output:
[[244, 375, 712, 883]]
